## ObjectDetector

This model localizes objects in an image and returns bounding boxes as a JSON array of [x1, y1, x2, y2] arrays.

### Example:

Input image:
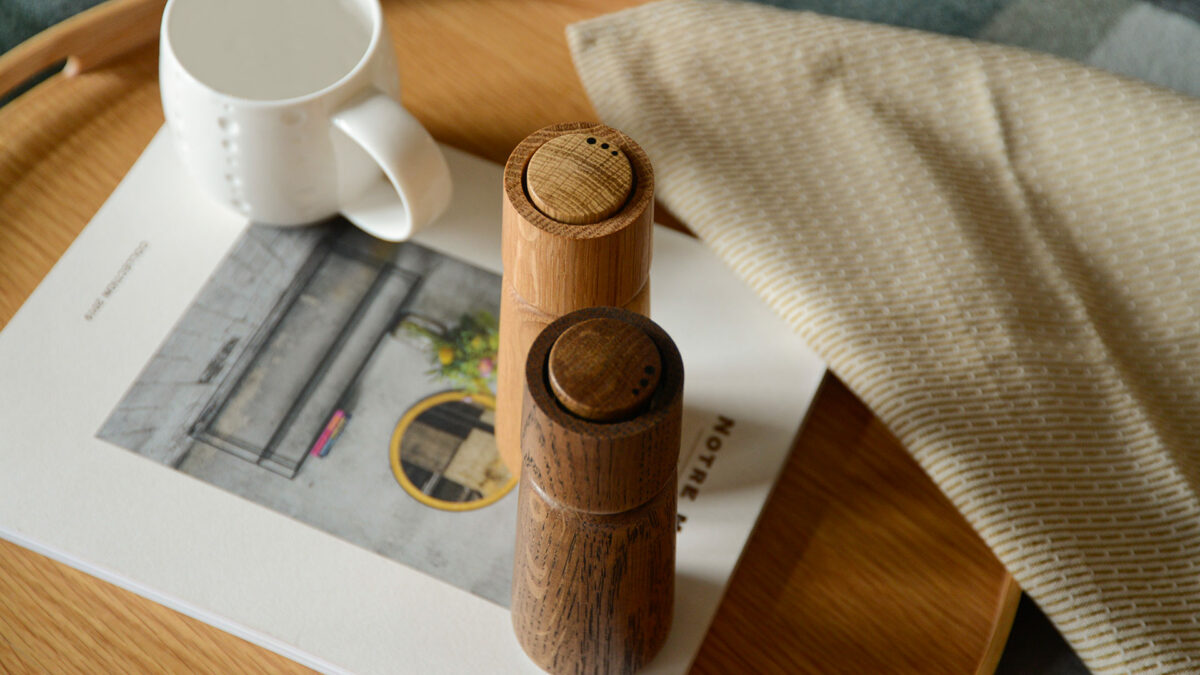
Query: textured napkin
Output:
[[569, 2, 1200, 673]]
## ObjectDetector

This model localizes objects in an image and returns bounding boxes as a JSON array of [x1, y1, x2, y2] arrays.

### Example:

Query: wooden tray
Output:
[[0, 1, 1017, 672]]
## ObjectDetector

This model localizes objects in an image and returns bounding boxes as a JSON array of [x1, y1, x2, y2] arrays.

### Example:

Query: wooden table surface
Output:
[[0, 1, 1018, 672]]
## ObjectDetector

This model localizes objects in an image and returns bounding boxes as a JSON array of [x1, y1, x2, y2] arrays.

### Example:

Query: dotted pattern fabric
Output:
[[569, 2, 1200, 673]]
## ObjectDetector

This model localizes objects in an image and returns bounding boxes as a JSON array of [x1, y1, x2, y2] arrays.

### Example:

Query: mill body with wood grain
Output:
[[498, 124, 682, 674], [496, 122, 656, 474]]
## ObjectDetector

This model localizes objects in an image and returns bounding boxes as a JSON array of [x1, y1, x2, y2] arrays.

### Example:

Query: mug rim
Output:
[[160, 0, 384, 107]]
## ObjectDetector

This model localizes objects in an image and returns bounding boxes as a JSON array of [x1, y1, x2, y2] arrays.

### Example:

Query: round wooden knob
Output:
[[525, 133, 634, 224], [547, 317, 662, 422]]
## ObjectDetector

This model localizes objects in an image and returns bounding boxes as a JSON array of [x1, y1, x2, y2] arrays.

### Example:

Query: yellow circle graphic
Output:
[[390, 391, 515, 511]]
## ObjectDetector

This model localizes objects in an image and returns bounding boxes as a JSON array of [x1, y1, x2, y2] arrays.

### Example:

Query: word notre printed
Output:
[[676, 414, 735, 532]]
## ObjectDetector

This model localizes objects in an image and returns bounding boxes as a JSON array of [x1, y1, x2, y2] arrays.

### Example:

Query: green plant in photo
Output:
[[403, 310, 499, 396]]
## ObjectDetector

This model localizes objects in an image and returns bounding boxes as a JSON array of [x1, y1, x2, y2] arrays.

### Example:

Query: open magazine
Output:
[[0, 131, 825, 674]]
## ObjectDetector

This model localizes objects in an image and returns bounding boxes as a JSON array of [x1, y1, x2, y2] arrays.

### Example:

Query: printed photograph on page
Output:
[[97, 221, 516, 607]]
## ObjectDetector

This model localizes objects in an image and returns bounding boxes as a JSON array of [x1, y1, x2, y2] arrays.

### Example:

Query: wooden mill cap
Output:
[[525, 133, 634, 224], [548, 317, 662, 422], [501, 123, 655, 315], [522, 306, 684, 514]]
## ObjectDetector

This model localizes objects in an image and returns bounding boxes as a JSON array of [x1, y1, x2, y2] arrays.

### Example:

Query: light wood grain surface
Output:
[[0, 0, 164, 100], [526, 132, 635, 224], [0, 1, 1017, 672], [498, 121, 655, 471]]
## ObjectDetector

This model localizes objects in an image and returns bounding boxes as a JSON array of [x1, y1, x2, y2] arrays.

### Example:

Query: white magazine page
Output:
[[0, 130, 825, 674]]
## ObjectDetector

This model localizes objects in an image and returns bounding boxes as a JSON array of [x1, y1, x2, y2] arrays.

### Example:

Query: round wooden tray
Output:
[[0, 1, 1017, 672]]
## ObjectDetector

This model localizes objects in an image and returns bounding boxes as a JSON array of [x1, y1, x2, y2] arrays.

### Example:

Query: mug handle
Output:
[[331, 91, 452, 241]]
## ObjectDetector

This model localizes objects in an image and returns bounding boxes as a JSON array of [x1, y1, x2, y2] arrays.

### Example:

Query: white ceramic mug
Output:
[[159, 0, 451, 241]]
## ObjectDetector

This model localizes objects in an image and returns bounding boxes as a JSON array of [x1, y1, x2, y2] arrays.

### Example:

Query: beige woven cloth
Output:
[[568, 2, 1200, 673]]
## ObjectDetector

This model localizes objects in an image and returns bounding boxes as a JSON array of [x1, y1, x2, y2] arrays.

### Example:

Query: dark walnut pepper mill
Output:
[[512, 306, 683, 675]]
